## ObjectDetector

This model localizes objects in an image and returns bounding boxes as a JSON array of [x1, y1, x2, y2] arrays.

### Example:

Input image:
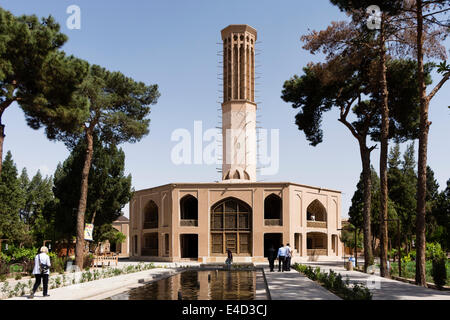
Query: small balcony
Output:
[[307, 220, 327, 228], [264, 219, 282, 226], [180, 219, 198, 227]]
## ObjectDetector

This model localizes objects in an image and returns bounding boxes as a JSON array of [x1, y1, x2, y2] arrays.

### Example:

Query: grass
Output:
[[389, 260, 450, 286]]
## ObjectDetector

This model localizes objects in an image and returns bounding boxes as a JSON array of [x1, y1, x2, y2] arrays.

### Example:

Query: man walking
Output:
[[284, 243, 292, 271], [277, 244, 286, 272], [267, 245, 276, 272]]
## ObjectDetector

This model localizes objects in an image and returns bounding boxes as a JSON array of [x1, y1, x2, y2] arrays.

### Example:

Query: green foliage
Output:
[[0, 8, 88, 171], [97, 224, 126, 245], [428, 179, 450, 250], [53, 133, 133, 242], [348, 167, 398, 241], [431, 257, 448, 289], [293, 263, 372, 300], [18, 168, 55, 244], [51, 256, 68, 274], [8, 247, 37, 262], [340, 226, 363, 251], [0, 152, 28, 242], [426, 242, 445, 261]]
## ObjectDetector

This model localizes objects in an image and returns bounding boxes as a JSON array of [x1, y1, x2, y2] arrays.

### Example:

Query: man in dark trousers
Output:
[[284, 243, 292, 271], [267, 245, 276, 272], [277, 244, 286, 272]]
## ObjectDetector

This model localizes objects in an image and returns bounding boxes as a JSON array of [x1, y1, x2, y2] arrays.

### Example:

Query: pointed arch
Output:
[[180, 194, 198, 220], [211, 197, 252, 255], [143, 200, 158, 229], [306, 199, 327, 222], [264, 193, 282, 220]]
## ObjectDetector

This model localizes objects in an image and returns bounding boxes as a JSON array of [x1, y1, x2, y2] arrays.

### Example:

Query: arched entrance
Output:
[[143, 200, 158, 229], [180, 234, 198, 259], [264, 193, 282, 226], [264, 233, 282, 258], [210, 197, 252, 255]]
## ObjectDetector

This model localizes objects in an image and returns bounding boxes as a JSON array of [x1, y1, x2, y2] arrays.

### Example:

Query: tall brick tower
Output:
[[220, 25, 257, 182]]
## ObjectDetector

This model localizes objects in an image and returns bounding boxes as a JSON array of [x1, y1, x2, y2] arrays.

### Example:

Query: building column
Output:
[[301, 232, 307, 257], [327, 232, 332, 256]]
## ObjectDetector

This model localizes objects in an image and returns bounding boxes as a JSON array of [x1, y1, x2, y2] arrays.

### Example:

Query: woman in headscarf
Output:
[[29, 246, 51, 298]]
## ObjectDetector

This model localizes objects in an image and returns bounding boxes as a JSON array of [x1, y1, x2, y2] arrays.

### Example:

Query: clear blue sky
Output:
[[2, 0, 449, 218]]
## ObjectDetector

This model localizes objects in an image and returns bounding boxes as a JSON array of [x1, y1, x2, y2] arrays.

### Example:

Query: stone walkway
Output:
[[302, 262, 450, 300], [261, 265, 340, 300]]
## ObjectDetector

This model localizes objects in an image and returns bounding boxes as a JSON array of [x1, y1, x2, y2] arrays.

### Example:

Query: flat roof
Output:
[[135, 181, 341, 194]]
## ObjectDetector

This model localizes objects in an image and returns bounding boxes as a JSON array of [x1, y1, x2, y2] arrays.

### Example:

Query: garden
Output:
[[0, 245, 97, 281], [388, 243, 449, 288], [293, 263, 372, 300], [0, 245, 157, 299]]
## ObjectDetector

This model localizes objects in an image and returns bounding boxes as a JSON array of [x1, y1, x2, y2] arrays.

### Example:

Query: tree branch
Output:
[[427, 71, 450, 101]]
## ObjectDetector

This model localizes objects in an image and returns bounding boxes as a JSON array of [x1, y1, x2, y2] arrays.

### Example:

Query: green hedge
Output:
[[293, 263, 372, 300]]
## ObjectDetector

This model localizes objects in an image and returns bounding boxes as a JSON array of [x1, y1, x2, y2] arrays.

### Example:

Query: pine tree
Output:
[[53, 133, 134, 252], [0, 151, 28, 243], [0, 8, 88, 175]]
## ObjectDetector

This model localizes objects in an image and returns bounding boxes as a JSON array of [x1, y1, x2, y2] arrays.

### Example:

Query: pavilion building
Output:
[[129, 25, 343, 263]]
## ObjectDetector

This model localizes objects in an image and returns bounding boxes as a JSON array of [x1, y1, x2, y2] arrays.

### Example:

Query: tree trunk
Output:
[[379, 21, 390, 278], [359, 142, 373, 272], [0, 123, 4, 176], [415, 0, 428, 287], [75, 129, 94, 270], [0, 98, 15, 176]]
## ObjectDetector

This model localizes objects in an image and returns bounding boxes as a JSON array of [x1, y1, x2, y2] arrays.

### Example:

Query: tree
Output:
[[0, 8, 88, 175], [388, 143, 417, 252], [53, 129, 139, 267], [96, 224, 126, 249], [349, 166, 397, 253], [18, 169, 54, 245], [429, 179, 450, 250], [282, 20, 426, 271], [330, 0, 407, 279], [0, 151, 28, 243], [409, 0, 450, 286]]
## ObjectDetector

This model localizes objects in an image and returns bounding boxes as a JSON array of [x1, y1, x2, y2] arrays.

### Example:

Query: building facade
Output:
[[112, 215, 130, 257], [129, 25, 343, 263]]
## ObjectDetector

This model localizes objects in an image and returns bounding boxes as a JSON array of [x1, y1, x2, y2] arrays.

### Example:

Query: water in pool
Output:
[[107, 270, 256, 300]]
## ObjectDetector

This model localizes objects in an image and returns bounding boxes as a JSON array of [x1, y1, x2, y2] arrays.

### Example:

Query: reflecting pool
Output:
[[107, 270, 256, 300]]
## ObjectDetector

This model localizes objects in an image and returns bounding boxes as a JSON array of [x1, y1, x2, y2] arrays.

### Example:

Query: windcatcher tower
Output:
[[220, 25, 257, 182]]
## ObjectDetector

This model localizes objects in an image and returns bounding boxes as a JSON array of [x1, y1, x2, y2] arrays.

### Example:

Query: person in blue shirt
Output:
[[277, 244, 286, 272]]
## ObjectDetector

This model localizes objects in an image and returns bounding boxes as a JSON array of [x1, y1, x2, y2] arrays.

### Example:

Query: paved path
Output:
[[302, 262, 450, 300], [7, 268, 180, 300], [261, 265, 340, 300]]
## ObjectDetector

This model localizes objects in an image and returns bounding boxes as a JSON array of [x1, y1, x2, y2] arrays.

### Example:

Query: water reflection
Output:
[[107, 270, 256, 300]]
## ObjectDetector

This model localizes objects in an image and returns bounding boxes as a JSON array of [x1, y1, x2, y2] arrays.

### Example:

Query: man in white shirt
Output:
[[277, 244, 287, 272], [284, 243, 292, 271], [29, 246, 51, 298]]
